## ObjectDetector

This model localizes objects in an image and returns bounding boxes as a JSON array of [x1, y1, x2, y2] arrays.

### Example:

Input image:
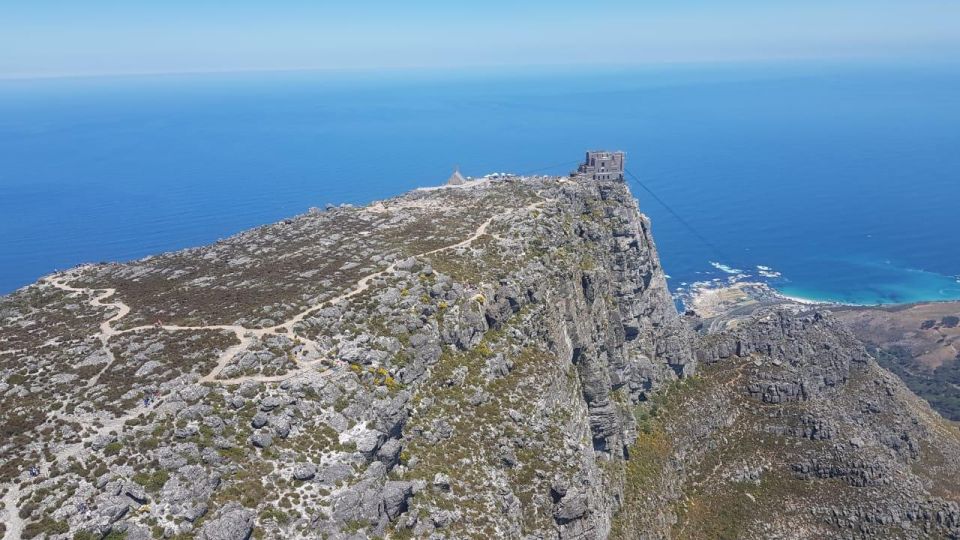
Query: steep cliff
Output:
[[617, 309, 960, 538], [389, 178, 695, 539], [1, 175, 958, 540]]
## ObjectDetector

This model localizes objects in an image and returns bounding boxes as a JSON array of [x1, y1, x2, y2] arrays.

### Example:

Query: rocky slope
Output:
[[1, 174, 958, 539], [834, 302, 960, 421]]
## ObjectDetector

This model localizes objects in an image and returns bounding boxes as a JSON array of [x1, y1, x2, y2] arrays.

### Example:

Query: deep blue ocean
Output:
[[1, 61, 959, 304]]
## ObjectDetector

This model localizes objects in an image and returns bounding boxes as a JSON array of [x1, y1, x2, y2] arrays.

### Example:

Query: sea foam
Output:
[[709, 261, 743, 274]]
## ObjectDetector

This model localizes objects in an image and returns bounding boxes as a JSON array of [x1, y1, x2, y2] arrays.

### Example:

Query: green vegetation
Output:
[[609, 410, 673, 539], [423, 234, 524, 285], [873, 346, 960, 421], [610, 375, 711, 539], [103, 441, 123, 456], [212, 458, 273, 508], [260, 506, 292, 524], [675, 472, 826, 539], [22, 517, 69, 539], [132, 469, 169, 492], [401, 313, 576, 535], [344, 519, 367, 533]]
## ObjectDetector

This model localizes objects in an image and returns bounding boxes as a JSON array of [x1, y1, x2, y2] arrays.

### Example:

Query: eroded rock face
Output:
[[197, 503, 254, 540], [2, 174, 958, 540], [701, 310, 871, 403], [611, 307, 960, 539]]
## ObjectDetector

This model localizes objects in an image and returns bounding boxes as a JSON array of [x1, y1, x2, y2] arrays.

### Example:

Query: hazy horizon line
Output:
[[2, 51, 954, 83]]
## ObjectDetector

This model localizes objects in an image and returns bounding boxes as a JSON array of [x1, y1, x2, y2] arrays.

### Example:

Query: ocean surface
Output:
[[1, 61, 959, 305]]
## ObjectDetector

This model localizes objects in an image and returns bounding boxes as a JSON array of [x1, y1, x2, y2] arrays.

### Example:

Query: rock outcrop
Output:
[[613, 308, 960, 538], [1, 173, 958, 539]]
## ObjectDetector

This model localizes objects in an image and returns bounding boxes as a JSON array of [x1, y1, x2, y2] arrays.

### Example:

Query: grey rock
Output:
[[381, 481, 414, 521], [354, 429, 384, 456], [432, 473, 451, 492], [227, 395, 245, 409], [250, 412, 269, 429], [91, 433, 118, 451], [175, 424, 199, 438], [100, 501, 129, 524], [320, 464, 353, 486], [184, 503, 209, 522], [201, 446, 224, 465], [197, 503, 254, 540], [238, 381, 260, 398], [272, 416, 291, 438], [259, 395, 282, 411], [250, 432, 273, 449], [124, 483, 148, 504], [179, 385, 210, 403], [293, 462, 317, 481], [177, 404, 212, 421], [117, 523, 151, 540], [431, 509, 461, 528], [553, 488, 589, 524], [377, 438, 402, 467]]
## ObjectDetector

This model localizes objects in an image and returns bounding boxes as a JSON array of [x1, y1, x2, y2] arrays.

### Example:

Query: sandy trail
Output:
[[270, 210, 501, 335], [0, 403, 151, 540], [211, 358, 336, 386], [209, 199, 541, 379], [46, 280, 127, 388], [5, 194, 548, 538], [42, 198, 545, 388], [1, 483, 24, 540], [53, 411, 138, 468]]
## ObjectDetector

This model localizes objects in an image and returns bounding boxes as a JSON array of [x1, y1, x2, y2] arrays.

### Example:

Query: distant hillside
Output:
[[835, 302, 960, 421]]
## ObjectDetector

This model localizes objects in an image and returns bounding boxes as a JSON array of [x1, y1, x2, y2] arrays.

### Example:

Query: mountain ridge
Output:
[[1, 175, 958, 539]]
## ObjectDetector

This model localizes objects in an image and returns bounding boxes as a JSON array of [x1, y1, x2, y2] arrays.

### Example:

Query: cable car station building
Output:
[[576, 150, 625, 181]]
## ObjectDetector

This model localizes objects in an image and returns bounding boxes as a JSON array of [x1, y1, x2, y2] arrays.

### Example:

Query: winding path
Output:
[[1, 484, 23, 540], [2, 193, 548, 540], [44, 198, 545, 388]]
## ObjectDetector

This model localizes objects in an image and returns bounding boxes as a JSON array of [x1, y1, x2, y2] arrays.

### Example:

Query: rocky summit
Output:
[[1, 174, 959, 540]]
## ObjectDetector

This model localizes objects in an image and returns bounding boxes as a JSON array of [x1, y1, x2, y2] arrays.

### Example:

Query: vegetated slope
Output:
[[616, 309, 960, 538], [1, 174, 958, 539], [836, 303, 960, 421]]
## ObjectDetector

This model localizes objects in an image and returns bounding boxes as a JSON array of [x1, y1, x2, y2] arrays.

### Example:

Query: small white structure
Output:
[[446, 167, 467, 186]]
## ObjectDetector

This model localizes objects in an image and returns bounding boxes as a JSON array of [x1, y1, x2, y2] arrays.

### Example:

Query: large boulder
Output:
[[381, 481, 414, 521], [197, 503, 254, 540], [293, 463, 317, 481]]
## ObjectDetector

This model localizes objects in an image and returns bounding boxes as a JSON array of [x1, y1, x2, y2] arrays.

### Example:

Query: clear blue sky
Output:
[[3, 0, 959, 78]]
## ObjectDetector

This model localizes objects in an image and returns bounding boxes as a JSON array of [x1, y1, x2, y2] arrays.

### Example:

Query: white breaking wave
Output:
[[709, 261, 743, 274], [756, 265, 782, 278]]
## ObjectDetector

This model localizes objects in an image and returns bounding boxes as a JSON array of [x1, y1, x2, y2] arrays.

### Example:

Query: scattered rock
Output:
[[293, 463, 317, 481]]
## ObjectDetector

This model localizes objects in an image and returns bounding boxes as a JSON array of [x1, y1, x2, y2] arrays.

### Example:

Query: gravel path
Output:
[[43, 199, 544, 388]]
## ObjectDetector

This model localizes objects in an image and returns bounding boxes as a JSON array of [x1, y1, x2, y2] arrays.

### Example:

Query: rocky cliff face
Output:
[[1, 175, 958, 539], [389, 178, 695, 539], [626, 309, 960, 538]]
